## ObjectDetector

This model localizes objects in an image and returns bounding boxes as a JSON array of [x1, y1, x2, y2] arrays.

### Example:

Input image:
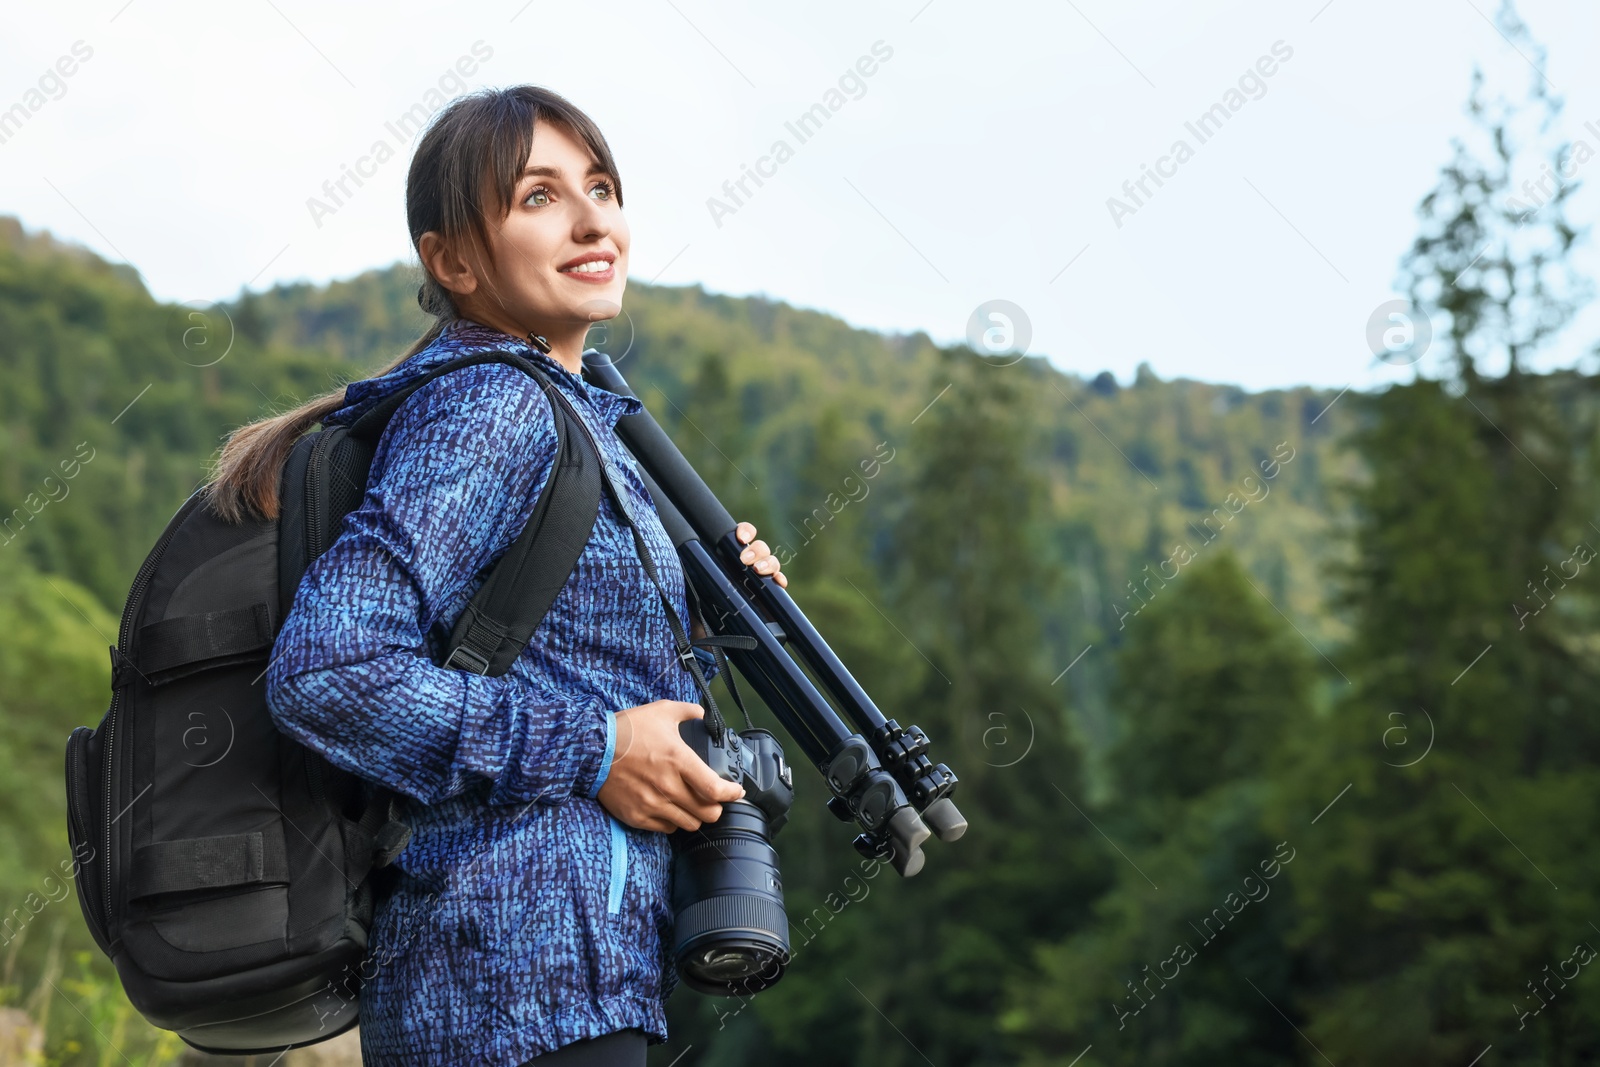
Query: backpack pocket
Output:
[[125, 827, 292, 956], [64, 725, 110, 953]]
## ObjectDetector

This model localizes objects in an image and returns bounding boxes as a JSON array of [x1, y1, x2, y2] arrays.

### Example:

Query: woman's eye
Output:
[[590, 181, 615, 202], [525, 186, 551, 207]]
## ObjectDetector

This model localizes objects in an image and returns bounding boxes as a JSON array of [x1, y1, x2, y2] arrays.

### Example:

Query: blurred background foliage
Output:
[[4, 10, 1600, 1063]]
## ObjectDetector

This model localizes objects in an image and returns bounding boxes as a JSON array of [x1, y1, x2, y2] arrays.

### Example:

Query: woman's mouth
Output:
[[558, 254, 616, 283]]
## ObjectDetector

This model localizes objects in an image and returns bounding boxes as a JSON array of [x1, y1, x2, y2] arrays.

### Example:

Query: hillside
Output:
[[222, 259, 1363, 757], [0, 213, 1369, 798], [0, 216, 1357, 1063]]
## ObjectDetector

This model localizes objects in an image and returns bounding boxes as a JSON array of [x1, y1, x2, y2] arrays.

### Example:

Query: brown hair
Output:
[[207, 85, 625, 522]]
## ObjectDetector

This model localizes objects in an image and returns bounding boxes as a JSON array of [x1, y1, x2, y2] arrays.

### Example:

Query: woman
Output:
[[210, 86, 786, 1065]]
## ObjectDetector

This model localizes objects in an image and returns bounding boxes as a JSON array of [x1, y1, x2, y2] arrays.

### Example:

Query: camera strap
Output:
[[551, 388, 730, 740], [682, 578, 756, 730], [613, 480, 729, 739]]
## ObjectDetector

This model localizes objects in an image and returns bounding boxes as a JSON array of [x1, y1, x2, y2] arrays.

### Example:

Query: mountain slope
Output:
[[0, 214, 1359, 1065]]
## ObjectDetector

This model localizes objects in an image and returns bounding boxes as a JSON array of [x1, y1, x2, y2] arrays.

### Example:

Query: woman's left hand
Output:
[[688, 523, 785, 641], [735, 521, 786, 588]]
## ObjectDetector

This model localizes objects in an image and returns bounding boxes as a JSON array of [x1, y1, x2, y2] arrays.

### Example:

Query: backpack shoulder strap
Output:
[[439, 372, 603, 675], [348, 349, 605, 677], [321, 349, 601, 867], [345, 351, 556, 442]]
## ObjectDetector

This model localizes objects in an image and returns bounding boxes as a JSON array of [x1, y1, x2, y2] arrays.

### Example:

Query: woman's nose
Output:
[[573, 196, 612, 241]]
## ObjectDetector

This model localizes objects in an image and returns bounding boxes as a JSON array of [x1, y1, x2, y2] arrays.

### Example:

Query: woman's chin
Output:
[[570, 295, 624, 322]]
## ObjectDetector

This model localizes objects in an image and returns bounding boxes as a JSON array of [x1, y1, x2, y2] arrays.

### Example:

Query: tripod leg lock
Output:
[[875, 720, 961, 812], [821, 738, 932, 877], [822, 738, 900, 829], [823, 737, 876, 797]]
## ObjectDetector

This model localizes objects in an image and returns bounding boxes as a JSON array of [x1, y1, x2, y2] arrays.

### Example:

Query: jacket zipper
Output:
[[607, 816, 627, 915], [561, 388, 643, 918]]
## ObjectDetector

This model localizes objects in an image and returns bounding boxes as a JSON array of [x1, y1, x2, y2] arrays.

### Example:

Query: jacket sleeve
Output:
[[266, 362, 614, 808]]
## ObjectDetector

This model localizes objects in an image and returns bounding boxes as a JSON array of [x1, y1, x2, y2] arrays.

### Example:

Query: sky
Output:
[[5, 0, 1600, 393]]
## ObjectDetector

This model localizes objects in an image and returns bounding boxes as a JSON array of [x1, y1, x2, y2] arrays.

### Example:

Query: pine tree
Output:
[[1004, 552, 1313, 1066], [1279, 5, 1600, 1062], [750, 346, 1112, 1066]]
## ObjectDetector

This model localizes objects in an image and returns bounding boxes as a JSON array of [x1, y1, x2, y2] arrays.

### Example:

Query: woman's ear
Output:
[[418, 231, 480, 297]]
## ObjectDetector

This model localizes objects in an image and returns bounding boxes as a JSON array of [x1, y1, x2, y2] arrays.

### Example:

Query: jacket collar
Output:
[[426, 318, 644, 428]]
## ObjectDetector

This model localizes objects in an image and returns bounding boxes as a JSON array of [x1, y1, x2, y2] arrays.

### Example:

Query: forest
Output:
[[2, 19, 1600, 1067]]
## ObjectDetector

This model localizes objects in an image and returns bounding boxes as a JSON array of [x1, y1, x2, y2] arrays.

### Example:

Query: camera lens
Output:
[[671, 800, 789, 996]]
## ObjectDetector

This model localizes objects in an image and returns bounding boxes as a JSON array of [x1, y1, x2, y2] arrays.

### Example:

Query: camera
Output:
[[671, 719, 795, 996]]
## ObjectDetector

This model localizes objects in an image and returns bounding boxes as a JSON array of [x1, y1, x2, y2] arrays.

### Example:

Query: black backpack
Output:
[[63, 351, 606, 1054]]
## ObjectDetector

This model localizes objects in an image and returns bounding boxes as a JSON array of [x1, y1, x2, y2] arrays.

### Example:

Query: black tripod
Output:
[[581, 351, 967, 876]]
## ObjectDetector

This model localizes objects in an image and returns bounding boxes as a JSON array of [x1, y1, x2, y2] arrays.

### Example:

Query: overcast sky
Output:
[[5, 0, 1600, 392]]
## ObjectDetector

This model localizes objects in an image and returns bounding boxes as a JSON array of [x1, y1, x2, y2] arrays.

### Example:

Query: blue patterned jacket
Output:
[[266, 317, 716, 1064]]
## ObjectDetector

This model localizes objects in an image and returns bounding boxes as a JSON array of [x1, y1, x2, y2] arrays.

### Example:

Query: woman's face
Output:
[[453, 120, 629, 342]]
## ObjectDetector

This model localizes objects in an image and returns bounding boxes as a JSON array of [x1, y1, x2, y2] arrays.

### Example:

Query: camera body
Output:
[[679, 720, 794, 828], [671, 720, 795, 996]]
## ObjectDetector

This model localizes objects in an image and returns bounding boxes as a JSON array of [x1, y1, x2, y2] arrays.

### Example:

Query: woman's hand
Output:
[[734, 521, 786, 589], [597, 700, 744, 833], [689, 521, 787, 641]]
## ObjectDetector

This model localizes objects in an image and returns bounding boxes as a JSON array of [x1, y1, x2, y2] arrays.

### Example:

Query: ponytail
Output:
[[206, 318, 450, 523], [207, 390, 348, 524]]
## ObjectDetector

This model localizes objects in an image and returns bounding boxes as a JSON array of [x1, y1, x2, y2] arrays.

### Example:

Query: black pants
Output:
[[521, 1028, 647, 1066]]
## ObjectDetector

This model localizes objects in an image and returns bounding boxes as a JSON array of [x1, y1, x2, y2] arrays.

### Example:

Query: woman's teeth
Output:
[[562, 261, 611, 273]]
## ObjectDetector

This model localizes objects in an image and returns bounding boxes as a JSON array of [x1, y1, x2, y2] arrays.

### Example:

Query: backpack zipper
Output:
[[103, 493, 198, 936], [304, 750, 325, 806], [306, 432, 330, 560], [66, 727, 110, 948], [102, 692, 118, 931], [302, 432, 340, 816], [116, 495, 195, 648]]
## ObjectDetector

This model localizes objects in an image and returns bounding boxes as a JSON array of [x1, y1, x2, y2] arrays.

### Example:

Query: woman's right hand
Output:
[[597, 700, 745, 833]]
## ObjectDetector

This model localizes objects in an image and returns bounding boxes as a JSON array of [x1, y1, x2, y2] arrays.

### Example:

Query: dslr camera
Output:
[[672, 720, 794, 996]]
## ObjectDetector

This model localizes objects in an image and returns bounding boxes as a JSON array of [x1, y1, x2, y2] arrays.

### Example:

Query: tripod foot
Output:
[[921, 797, 968, 842], [885, 805, 931, 877]]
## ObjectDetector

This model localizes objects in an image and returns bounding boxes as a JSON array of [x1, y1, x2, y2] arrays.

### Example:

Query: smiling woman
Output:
[[197, 86, 786, 1066], [415, 117, 630, 375], [207, 85, 634, 523]]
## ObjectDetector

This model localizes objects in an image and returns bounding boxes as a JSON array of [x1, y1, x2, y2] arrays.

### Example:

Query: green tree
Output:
[[1005, 552, 1314, 1066], [1108, 552, 1312, 812], [749, 347, 1111, 1066], [1277, 6, 1600, 1062]]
